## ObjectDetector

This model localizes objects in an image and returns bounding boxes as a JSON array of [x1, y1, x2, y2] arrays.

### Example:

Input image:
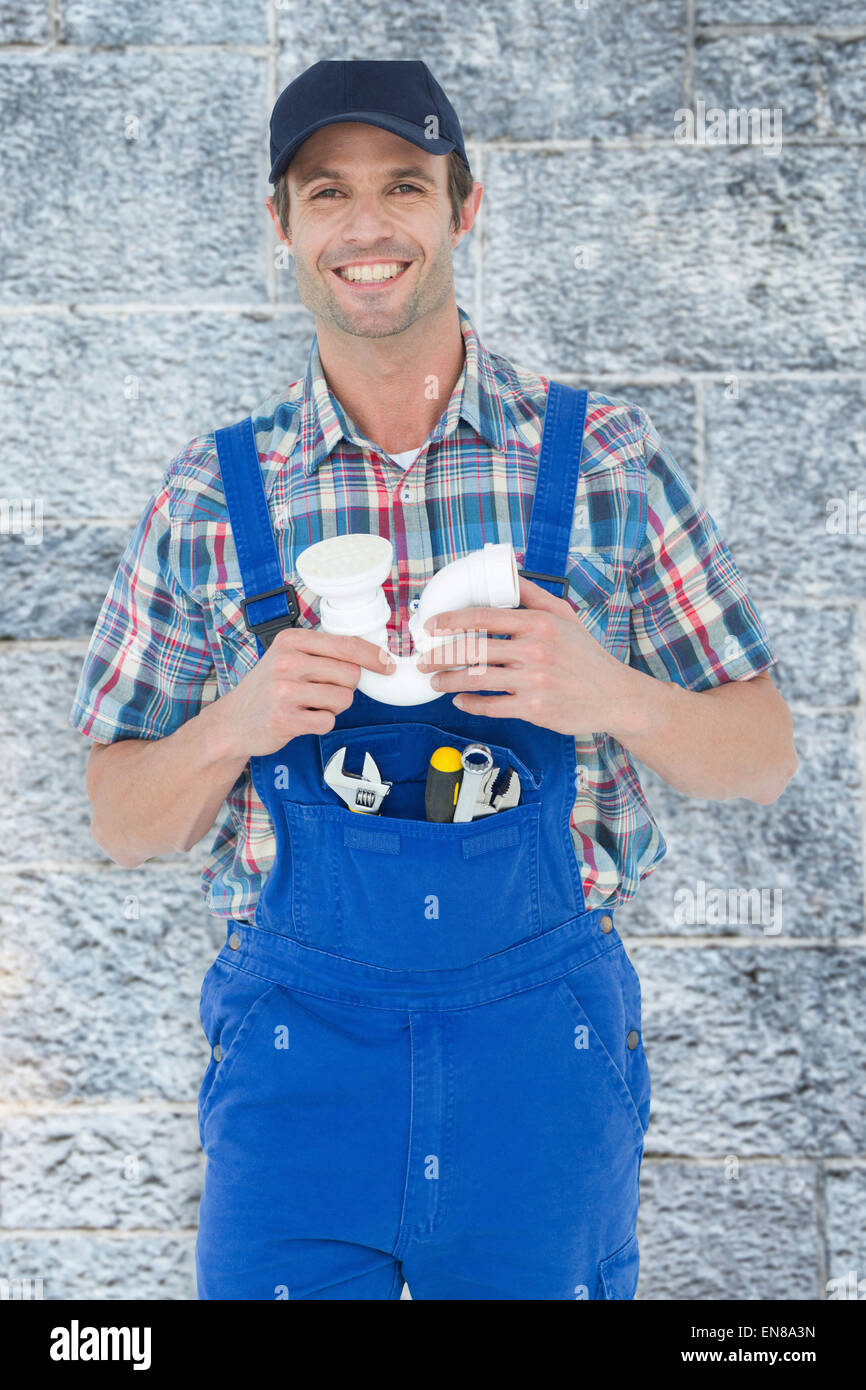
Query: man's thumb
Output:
[[516, 572, 575, 618]]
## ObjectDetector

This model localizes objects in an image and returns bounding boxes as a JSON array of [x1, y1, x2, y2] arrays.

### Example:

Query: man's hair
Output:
[[271, 150, 474, 239]]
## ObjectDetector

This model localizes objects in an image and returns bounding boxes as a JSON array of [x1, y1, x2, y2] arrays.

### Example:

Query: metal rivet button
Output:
[[213, 1043, 223, 1062], [600, 914, 613, 933], [626, 1030, 639, 1050], [228, 931, 241, 950]]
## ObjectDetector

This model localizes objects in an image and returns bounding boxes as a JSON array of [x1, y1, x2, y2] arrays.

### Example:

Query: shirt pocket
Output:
[[205, 586, 259, 689], [562, 551, 616, 647], [205, 575, 323, 690]]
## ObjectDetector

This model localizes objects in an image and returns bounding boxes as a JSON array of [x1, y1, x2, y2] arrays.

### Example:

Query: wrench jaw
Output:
[[323, 747, 392, 815], [471, 766, 521, 817]]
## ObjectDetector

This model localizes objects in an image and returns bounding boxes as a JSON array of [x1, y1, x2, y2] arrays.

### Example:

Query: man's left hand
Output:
[[415, 575, 634, 735]]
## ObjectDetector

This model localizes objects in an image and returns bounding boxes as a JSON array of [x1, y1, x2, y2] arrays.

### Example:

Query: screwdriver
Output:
[[425, 746, 463, 822]]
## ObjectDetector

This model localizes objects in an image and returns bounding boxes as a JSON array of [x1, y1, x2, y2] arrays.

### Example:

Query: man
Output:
[[69, 59, 797, 1300]]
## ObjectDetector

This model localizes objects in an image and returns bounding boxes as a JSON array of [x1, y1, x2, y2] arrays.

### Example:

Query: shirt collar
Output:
[[297, 304, 508, 477]]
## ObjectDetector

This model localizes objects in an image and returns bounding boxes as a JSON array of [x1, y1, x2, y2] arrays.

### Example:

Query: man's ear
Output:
[[450, 182, 483, 252], [265, 195, 291, 249]]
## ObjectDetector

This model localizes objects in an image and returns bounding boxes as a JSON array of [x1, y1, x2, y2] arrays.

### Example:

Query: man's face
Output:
[[266, 122, 474, 340]]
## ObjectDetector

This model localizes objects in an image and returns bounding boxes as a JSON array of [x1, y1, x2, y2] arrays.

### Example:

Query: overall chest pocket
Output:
[[282, 722, 544, 970]]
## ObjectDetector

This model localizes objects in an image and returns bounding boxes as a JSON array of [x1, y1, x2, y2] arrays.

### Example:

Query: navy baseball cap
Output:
[[268, 59, 471, 186]]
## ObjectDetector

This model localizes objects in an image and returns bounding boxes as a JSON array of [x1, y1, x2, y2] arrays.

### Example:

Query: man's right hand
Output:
[[214, 627, 397, 758]]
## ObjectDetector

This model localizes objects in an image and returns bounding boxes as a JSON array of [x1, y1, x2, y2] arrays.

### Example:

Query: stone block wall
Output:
[[0, 0, 863, 1299]]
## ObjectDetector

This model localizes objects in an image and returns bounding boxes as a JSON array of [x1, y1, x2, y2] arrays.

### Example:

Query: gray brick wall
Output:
[[0, 0, 863, 1301]]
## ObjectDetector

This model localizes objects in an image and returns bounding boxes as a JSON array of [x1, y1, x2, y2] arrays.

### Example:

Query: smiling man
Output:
[[266, 102, 479, 461], [70, 59, 797, 1302]]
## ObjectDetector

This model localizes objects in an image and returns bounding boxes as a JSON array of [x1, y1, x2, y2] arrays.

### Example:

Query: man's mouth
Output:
[[330, 260, 412, 289]]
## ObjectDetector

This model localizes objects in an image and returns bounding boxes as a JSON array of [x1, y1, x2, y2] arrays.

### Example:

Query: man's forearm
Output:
[[605, 666, 797, 804], [87, 697, 248, 869]]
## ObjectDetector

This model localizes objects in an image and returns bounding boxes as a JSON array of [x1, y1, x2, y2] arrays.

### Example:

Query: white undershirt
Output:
[[387, 446, 424, 470]]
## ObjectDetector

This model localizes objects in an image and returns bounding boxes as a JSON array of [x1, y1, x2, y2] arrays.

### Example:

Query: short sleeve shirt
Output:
[[68, 305, 777, 918]]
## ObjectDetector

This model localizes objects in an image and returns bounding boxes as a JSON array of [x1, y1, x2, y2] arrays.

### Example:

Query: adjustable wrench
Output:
[[323, 747, 392, 814]]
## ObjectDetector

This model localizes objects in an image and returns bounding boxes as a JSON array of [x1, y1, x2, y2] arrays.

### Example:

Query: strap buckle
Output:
[[239, 582, 300, 649], [517, 567, 570, 599]]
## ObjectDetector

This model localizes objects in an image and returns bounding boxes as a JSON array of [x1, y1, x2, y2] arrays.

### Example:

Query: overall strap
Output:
[[213, 416, 299, 658], [519, 381, 589, 598]]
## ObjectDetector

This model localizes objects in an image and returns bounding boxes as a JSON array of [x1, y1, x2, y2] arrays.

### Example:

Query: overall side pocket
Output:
[[554, 945, 648, 1151], [197, 959, 281, 1146], [599, 1231, 641, 1300]]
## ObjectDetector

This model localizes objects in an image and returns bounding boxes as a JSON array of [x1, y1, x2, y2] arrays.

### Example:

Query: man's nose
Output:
[[339, 192, 397, 238]]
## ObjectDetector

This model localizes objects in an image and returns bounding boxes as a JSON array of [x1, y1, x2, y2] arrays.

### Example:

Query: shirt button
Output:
[[213, 1043, 223, 1062], [600, 914, 613, 933], [626, 1030, 640, 1050], [228, 931, 241, 950]]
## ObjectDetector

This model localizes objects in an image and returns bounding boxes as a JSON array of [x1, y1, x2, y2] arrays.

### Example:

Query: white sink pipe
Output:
[[295, 534, 520, 705]]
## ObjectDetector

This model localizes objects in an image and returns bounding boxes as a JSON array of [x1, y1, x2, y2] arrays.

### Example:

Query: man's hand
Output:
[[415, 575, 631, 735], [215, 627, 396, 759], [415, 576, 797, 804]]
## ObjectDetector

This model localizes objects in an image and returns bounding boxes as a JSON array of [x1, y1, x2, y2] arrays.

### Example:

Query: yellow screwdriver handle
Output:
[[425, 746, 463, 822]]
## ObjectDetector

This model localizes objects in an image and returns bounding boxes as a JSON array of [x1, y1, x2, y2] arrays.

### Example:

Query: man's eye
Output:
[[311, 184, 422, 199]]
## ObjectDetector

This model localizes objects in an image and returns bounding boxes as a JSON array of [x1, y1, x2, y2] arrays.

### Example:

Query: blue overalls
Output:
[[195, 383, 651, 1300]]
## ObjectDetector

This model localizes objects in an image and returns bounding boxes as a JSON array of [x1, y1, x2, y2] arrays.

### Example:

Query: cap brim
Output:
[[269, 111, 457, 184]]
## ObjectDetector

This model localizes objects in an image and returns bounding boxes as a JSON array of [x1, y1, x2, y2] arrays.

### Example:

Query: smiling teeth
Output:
[[338, 261, 406, 282]]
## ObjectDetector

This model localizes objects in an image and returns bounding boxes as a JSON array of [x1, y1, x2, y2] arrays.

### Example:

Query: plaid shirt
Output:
[[69, 305, 777, 918]]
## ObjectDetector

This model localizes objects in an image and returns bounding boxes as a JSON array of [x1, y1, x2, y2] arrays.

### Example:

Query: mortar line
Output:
[[473, 139, 484, 339], [452, 135, 866, 150], [0, 302, 310, 318], [0, 42, 274, 55], [684, 0, 696, 111], [858, 600, 866, 938], [263, 1, 279, 309], [0, 1103, 199, 1116], [694, 374, 706, 501], [640, 1154, 866, 1166], [0, 1226, 201, 1237], [1, 26, 865, 54], [694, 25, 866, 40], [618, 936, 866, 948], [815, 1162, 830, 1300]]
